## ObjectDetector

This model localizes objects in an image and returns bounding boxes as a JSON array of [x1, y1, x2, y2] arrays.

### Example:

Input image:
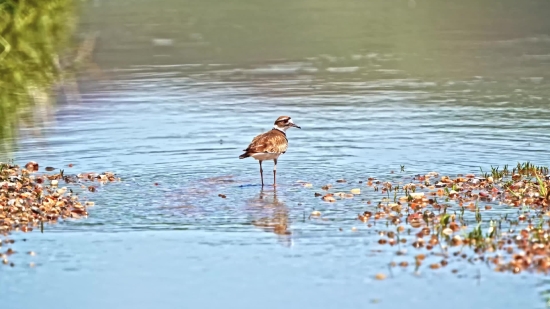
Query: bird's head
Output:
[[273, 116, 301, 131]]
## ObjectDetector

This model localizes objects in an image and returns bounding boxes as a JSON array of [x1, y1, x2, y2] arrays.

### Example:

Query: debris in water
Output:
[[301, 162, 550, 276], [374, 273, 386, 280], [0, 161, 117, 265], [322, 194, 336, 202]]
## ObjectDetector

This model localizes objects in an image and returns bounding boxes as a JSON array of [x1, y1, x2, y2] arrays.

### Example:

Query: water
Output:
[[2, 0, 550, 308]]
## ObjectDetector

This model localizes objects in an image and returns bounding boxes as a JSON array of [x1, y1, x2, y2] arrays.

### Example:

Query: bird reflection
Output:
[[246, 187, 292, 247]]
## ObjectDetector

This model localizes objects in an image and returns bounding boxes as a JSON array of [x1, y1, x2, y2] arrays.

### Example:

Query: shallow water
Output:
[[2, 0, 550, 308]]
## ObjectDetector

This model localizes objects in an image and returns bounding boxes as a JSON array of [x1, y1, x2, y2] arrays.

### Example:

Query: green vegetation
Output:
[[0, 0, 86, 153]]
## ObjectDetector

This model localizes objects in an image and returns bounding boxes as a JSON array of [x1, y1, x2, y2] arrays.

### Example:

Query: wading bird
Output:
[[239, 116, 301, 187]]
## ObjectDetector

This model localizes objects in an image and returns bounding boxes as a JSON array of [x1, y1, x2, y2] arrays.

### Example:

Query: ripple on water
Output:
[[4, 6, 550, 306]]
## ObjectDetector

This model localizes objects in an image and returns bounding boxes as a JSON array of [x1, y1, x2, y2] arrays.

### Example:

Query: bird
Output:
[[239, 116, 301, 187]]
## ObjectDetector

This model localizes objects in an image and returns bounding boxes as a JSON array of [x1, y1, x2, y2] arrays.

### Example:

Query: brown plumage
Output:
[[239, 129, 288, 159], [239, 116, 301, 186]]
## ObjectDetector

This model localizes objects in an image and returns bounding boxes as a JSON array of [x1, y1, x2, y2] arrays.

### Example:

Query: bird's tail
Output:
[[239, 152, 250, 159]]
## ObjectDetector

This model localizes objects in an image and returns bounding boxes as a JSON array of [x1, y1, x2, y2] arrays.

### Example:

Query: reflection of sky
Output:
[[1, 231, 540, 309], [11, 71, 550, 177]]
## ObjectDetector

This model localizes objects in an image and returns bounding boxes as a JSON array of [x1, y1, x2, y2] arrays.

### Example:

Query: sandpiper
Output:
[[239, 116, 301, 187]]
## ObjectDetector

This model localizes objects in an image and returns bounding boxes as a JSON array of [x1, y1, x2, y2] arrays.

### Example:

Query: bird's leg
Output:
[[273, 159, 277, 187], [259, 160, 264, 187]]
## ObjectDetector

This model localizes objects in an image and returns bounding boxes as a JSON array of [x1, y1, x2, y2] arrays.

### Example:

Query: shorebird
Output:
[[239, 116, 301, 187]]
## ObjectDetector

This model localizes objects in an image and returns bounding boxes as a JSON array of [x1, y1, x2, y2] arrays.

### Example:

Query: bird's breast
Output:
[[251, 153, 282, 161]]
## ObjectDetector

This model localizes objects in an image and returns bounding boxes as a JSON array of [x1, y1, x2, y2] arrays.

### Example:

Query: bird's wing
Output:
[[243, 130, 288, 154]]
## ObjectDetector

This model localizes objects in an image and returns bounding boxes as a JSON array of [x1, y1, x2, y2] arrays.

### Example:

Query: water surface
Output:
[[2, 0, 550, 308]]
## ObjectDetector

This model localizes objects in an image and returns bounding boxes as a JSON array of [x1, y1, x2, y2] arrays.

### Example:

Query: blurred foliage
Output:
[[0, 0, 81, 153]]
